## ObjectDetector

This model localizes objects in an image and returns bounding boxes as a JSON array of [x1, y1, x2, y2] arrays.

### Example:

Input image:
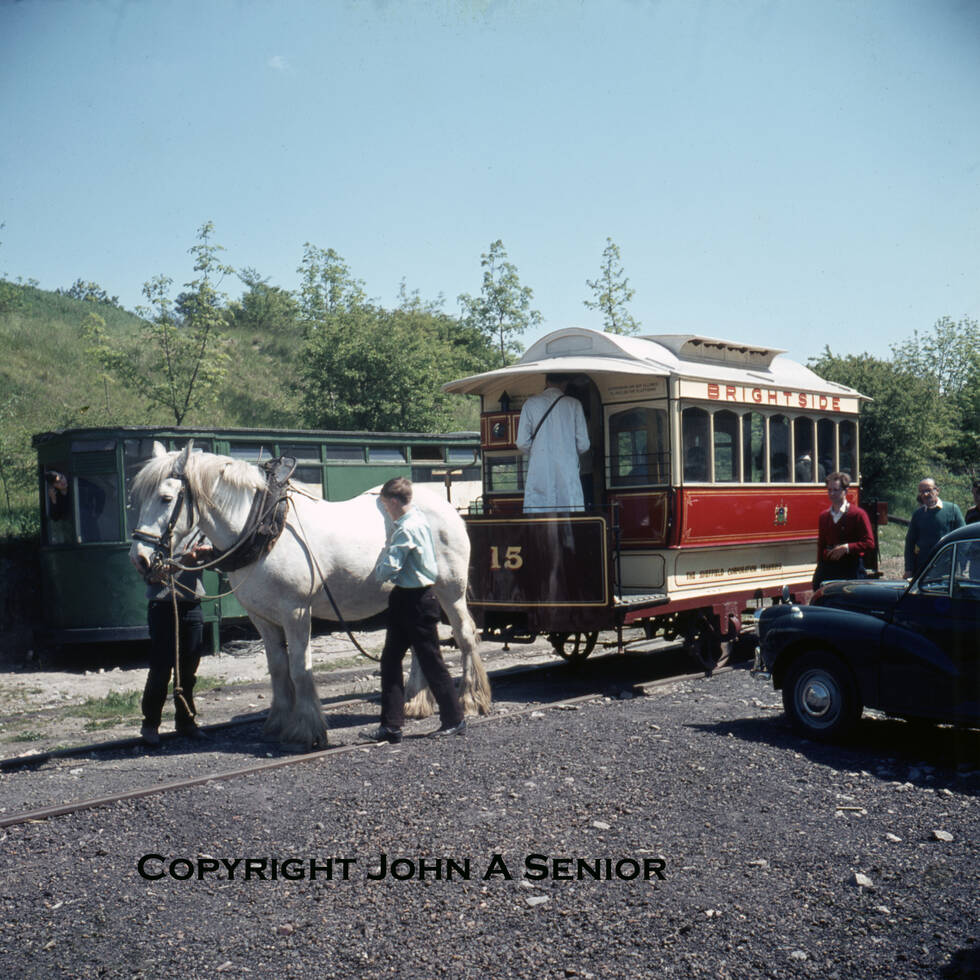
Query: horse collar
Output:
[[208, 456, 295, 573]]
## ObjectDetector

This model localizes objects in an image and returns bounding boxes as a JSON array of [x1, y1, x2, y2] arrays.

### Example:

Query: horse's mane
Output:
[[131, 450, 266, 510]]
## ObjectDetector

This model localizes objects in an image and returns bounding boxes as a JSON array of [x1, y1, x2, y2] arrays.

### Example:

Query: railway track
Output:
[[0, 646, 720, 830]]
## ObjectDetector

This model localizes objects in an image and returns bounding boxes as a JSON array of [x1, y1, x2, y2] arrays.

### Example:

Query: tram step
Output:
[[614, 592, 669, 609]]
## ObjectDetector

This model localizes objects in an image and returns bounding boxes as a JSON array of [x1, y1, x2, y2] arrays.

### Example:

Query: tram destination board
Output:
[[465, 514, 611, 633]]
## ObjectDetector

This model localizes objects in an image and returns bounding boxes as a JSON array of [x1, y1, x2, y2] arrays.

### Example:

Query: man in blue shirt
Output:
[[373, 477, 465, 743]]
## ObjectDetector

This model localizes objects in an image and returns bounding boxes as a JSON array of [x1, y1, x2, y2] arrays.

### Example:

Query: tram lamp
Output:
[[499, 391, 511, 412]]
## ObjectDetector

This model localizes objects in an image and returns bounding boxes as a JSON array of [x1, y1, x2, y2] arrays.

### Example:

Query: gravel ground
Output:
[[0, 626, 560, 757], [0, 665, 977, 980]]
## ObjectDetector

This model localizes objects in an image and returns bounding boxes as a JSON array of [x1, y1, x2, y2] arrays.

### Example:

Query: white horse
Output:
[[129, 443, 491, 751]]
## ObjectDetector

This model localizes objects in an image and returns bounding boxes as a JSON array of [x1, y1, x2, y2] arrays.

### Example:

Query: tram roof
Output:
[[444, 327, 867, 400]]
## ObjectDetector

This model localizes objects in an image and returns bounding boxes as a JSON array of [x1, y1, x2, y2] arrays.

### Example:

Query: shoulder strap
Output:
[[530, 394, 567, 443]]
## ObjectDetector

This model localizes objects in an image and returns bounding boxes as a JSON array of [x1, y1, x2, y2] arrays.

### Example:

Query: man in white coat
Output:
[[515, 374, 591, 513]]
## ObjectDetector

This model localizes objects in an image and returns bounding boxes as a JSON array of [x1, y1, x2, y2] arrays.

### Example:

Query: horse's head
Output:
[[129, 441, 196, 579]]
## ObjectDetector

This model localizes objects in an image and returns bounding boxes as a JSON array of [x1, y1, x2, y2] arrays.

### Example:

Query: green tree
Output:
[[584, 237, 640, 335], [56, 279, 121, 308], [890, 316, 980, 466], [458, 240, 540, 366], [82, 222, 231, 425], [301, 303, 457, 431], [226, 268, 301, 336], [396, 279, 498, 377], [296, 243, 367, 331], [808, 348, 952, 506], [890, 316, 980, 396]]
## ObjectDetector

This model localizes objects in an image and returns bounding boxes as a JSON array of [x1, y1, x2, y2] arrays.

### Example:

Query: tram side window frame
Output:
[[769, 414, 791, 483], [607, 403, 670, 488], [712, 410, 740, 482], [679, 403, 859, 486]]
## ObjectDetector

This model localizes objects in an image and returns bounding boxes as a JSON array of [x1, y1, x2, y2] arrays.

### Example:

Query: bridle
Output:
[[132, 456, 297, 578], [131, 468, 195, 576]]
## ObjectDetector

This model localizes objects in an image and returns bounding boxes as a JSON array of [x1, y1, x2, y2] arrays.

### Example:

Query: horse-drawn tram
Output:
[[32, 425, 480, 653], [445, 327, 870, 664]]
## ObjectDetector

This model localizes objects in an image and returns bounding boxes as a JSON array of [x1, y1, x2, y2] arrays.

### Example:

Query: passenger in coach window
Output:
[[794, 453, 826, 483], [515, 373, 590, 513], [904, 477, 965, 578], [812, 472, 875, 590], [44, 470, 72, 543]]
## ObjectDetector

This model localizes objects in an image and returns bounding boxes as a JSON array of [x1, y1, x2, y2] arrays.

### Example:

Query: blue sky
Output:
[[2, 0, 978, 364]]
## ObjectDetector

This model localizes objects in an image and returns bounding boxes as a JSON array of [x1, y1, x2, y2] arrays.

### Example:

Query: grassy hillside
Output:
[[0, 282, 479, 535]]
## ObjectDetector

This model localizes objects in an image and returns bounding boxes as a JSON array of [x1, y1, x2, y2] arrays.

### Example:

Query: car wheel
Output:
[[782, 651, 861, 740]]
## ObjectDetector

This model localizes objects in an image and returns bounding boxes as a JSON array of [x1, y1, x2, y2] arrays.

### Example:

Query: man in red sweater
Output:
[[812, 471, 875, 590]]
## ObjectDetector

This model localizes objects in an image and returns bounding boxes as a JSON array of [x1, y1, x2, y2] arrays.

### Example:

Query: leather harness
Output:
[[208, 456, 296, 572]]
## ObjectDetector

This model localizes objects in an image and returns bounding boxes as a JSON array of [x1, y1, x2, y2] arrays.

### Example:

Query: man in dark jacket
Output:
[[140, 536, 211, 747]]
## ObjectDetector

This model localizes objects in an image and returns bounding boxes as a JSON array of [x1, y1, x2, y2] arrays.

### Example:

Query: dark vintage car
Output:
[[758, 522, 980, 739]]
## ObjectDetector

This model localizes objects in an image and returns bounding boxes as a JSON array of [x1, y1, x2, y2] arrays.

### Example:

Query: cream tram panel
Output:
[[669, 543, 814, 597]]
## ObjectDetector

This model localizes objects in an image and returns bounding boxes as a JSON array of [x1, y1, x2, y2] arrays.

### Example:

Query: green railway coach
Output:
[[33, 426, 480, 654]]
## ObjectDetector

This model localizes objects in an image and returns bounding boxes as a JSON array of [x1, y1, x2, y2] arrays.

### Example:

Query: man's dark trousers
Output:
[[142, 600, 204, 728], [380, 586, 463, 731]]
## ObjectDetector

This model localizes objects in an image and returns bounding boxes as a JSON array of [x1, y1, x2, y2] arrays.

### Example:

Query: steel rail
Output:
[[0, 665, 720, 830]]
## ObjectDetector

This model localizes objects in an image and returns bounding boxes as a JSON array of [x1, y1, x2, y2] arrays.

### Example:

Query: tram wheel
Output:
[[684, 624, 719, 676], [548, 631, 599, 663]]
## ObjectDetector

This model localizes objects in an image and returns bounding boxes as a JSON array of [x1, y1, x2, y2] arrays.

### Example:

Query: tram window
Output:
[[742, 413, 766, 483], [817, 418, 836, 477], [448, 446, 480, 463], [325, 444, 366, 462], [77, 473, 119, 543], [276, 444, 324, 496], [793, 418, 822, 482], [71, 438, 115, 454], [486, 455, 524, 492], [228, 443, 274, 462], [769, 415, 790, 482], [292, 466, 324, 498], [412, 447, 443, 461], [609, 407, 668, 487], [43, 461, 72, 544], [124, 439, 155, 533], [280, 442, 321, 462], [172, 439, 213, 454], [839, 420, 857, 478], [369, 447, 407, 463], [713, 410, 739, 482], [682, 408, 710, 482]]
